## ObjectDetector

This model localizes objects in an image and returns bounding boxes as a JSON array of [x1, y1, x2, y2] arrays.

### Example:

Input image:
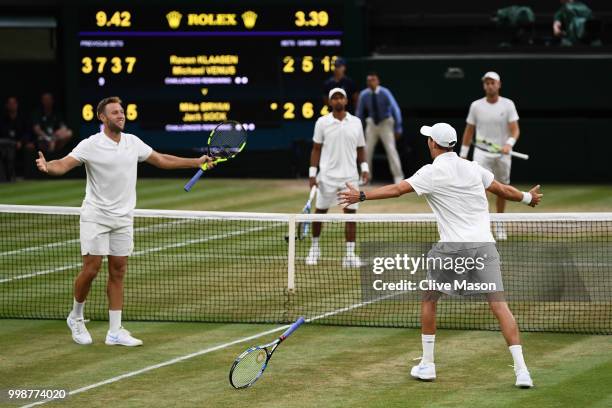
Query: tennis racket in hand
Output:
[[474, 137, 529, 160], [229, 317, 305, 389], [184, 121, 247, 191], [284, 186, 317, 242]]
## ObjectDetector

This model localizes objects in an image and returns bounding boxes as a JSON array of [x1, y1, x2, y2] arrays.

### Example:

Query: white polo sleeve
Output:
[[313, 117, 324, 144], [474, 162, 495, 188], [356, 121, 366, 147], [134, 135, 153, 162], [407, 164, 434, 195], [466, 101, 477, 125], [507, 99, 519, 122], [68, 138, 91, 164]]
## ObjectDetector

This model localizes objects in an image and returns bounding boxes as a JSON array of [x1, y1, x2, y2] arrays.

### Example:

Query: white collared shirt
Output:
[[313, 112, 365, 181], [69, 132, 153, 219], [407, 152, 495, 243], [466, 96, 519, 149]]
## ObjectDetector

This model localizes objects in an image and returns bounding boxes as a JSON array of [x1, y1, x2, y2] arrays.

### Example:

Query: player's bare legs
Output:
[[487, 293, 532, 387], [306, 208, 327, 265], [342, 207, 361, 268], [105, 255, 142, 346], [67, 254, 101, 344], [412, 291, 441, 380], [74, 255, 103, 302]]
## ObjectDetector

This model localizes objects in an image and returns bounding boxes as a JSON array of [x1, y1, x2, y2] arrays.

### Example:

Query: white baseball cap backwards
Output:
[[328, 87, 347, 99], [482, 71, 501, 81], [420, 123, 457, 148]]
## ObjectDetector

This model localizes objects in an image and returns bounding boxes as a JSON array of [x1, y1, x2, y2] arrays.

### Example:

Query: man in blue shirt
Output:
[[356, 72, 404, 184]]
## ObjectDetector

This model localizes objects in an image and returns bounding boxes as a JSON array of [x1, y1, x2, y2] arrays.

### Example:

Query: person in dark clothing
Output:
[[322, 58, 358, 113]]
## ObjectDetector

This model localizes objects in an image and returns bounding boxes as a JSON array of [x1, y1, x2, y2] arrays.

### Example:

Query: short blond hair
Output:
[[96, 96, 123, 120]]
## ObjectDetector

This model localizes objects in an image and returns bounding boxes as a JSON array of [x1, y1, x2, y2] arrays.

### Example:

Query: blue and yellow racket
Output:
[[184, 121, 247, 191], [229, 317, 305, 389]]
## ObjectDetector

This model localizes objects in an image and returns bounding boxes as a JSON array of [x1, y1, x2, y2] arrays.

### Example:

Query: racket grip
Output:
[[280, 316, 305, 340], [510, 151, 529, 160], [184, 169, 204, 192]]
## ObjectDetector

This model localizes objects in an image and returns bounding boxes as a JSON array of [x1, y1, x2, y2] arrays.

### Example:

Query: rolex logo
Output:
[[241, 10, 257, 29], [166, 11, 182, 29]]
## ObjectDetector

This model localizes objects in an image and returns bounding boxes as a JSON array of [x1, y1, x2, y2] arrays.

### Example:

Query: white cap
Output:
[[482, 71, 500, 81], [328, 87, 347, 99], [420, 123, 457, 148]]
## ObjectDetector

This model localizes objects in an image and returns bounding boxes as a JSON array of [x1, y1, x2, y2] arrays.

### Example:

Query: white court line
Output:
[[1, 223, 281, 284], [0, 218, 192, 257], [19, 291, 403, 408]]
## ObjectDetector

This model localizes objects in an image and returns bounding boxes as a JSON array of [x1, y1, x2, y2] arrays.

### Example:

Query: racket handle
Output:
[[308, 185, 317, 201], [184, 169, 204, 192], [510, 151, 529, 160], [280, 316, 305, 340]]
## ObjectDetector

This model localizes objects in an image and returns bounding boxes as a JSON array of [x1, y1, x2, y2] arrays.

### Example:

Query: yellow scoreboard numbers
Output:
[[294, 10, 329, 27], [95, 11, 131, 27], [273, 102, 330, 120], [282, 56, 337, 74], [81, 56, 137, 74]]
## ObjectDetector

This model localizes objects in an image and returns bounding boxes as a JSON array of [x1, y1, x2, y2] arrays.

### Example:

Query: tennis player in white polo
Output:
[[339, 123, 542, 388], [36, 96, 213, 346], [307, 87, 369, 268], [460, 71, 521, 240]]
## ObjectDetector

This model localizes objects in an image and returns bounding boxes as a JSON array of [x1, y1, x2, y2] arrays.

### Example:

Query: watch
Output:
[[359, 191, 366, 202]]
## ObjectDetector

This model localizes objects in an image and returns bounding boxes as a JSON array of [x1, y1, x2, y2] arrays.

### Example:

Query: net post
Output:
[[287, 214, 296, 292]]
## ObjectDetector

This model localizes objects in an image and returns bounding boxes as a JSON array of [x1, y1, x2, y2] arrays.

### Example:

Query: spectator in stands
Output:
[[553, 0, 593, 46], [0, 96, 34, 181], [356, 72, 405, 184], [323, 58, 358, 113], [32, 92, 73, 153]]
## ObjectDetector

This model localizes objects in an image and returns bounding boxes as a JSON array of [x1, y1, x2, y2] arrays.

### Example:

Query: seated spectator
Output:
[[31, 92, 73, 153], [0, 96, 34, 181], [553, 0, 594, 46]]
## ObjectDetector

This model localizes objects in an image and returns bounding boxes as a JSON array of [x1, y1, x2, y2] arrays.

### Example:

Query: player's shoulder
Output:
[[499, 96, 517, 106], [414, 163, 434, 176], [344, 112, 362, 124], [315, 113, 334, 125], [470, 97, 487, 107]]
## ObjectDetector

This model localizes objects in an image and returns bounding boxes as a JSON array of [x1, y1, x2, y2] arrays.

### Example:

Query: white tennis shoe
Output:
[[515, 369, 534, 388], [411, 361, 436, 381], [66, 313, 92, 345], [342, 254, 362, 268], [105, 327, 143, 347], [305, 246, 320, 265]]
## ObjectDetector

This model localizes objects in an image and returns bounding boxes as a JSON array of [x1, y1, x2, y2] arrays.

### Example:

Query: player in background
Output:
[[307, 88, 369, 268], [460, 71, 521, 240]]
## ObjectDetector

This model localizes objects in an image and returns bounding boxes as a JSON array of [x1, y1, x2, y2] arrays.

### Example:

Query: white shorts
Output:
[[80, 221, 134, 256], [316, 178, 360, 210], [473, 148, 512, 184]]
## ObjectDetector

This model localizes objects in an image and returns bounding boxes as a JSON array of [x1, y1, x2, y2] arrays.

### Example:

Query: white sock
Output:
[[311, 237, 319, 249], [346, 241, 355, 256], [509, 345, 527, 372], [422, 334, 435, 364], [109, 310, 122, 333], [72, 299, 85, 319]]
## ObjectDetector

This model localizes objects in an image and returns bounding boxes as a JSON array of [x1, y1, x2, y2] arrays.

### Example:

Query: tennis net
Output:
[[1, 205, 610, 334]]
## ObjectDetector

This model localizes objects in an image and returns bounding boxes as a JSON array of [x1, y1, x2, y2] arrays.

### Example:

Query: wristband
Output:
[[308, 166, 317, 178], [505, 138, 516, 147], [459, 145, 470, 158], [360, 162, 369, 173], [521, 192, 532, 205]]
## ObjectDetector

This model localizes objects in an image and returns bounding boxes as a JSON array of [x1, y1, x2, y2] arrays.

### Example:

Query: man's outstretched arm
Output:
[[338, 180, 414, 206], [146, 151, 213, 170], [36, 151, 80, 176], [487, 180, 542, 207]]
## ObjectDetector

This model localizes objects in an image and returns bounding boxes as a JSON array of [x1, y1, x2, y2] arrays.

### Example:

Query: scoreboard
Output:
[[75, 2, 354, 150]]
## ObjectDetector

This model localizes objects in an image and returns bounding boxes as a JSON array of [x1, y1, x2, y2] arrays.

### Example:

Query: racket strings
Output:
[[231, 348, 268, 388]]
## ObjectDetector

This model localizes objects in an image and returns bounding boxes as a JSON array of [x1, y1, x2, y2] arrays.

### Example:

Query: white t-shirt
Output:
[[313, 112, 365, 182], [407, 152, 495, 243], [69, 132, 153, 220], [466, 96, 519, 149]]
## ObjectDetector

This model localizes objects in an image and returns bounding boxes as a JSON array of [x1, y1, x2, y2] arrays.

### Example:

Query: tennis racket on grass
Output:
[[474, 137, 529, 160], [229, 317, 305, 389], [184, 121, 247, 191]]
